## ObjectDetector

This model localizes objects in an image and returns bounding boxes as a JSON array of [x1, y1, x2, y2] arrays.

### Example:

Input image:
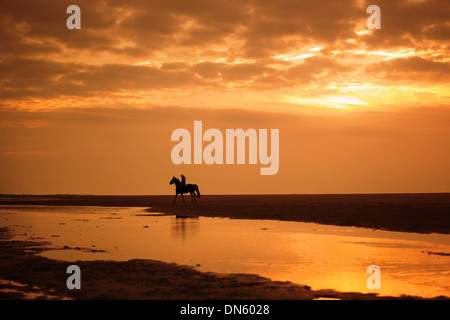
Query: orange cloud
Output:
[[366, 56, 450, 83]]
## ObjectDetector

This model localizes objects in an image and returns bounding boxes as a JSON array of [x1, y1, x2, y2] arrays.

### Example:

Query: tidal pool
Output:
[[1, 205, 449, 298]]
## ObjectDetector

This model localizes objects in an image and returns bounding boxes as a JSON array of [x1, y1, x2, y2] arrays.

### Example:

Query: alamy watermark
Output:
[[366, 265, 381, 289], [170, 121, 280, 175], [66, 5, 81, 29], [367, 5, 381, 30], [66, 265, 81, 289]]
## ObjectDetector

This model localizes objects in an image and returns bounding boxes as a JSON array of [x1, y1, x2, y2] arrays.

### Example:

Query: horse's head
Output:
[[169, 176, 178, 185]]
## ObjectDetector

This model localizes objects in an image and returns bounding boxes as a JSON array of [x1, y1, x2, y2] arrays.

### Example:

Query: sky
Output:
[[0, 0, 449, 195]]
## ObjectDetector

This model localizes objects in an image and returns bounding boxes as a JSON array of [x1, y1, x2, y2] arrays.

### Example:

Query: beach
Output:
[[1, 193, 449, 234], [0, 194, 449, 300], [2, 227, 387, 300]]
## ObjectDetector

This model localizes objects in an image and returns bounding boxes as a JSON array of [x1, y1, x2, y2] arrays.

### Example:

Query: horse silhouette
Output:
[[170, 176, 201, 202]]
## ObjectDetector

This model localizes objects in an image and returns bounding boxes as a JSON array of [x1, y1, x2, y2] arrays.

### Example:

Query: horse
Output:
[[169, 177, 201, 202]]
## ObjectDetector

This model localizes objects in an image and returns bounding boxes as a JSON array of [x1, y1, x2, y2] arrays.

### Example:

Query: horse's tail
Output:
[[195, 185, 201, 198]]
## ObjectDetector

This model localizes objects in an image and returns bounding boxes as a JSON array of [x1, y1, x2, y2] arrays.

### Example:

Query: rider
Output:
[[180, 174, 186, 189]]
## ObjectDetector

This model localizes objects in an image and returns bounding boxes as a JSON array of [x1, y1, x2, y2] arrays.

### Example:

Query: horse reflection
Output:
[[171, 216, 199, 241]]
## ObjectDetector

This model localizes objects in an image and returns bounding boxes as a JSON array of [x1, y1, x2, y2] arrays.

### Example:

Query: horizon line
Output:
[[1, 192, 449, 197]]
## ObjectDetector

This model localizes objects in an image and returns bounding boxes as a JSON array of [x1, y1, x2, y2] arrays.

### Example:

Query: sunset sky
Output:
[[0, 0, 449, 194]]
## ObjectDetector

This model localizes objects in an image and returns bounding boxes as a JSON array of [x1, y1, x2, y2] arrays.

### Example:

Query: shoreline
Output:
[[1, 193, 449, 234], [1, 227, 445, 300], [1, 194, 449, 300]]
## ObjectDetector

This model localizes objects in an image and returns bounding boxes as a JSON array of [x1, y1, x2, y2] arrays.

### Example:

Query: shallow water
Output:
[[1, 205, 449, 298]]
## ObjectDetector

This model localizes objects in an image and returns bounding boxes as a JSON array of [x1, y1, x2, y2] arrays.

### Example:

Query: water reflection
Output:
[[1, 205, 449, 298], [171, 216, 199, 241]]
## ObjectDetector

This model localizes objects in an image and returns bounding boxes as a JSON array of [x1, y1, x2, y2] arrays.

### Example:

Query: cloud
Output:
[[242, 0, 361, 57], [0, 55, 356, 100], [0, 0, 123, 56], [0, 0, 448, 111], [283, 56, 354, 81], [1, 0, 448, 60], [366, 56, 450, 83], [359, 0, 450, 49], [0, 58, 216, 99]]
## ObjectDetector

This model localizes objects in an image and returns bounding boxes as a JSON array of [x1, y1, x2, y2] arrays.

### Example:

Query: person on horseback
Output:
[[170, 175, 200, 203]]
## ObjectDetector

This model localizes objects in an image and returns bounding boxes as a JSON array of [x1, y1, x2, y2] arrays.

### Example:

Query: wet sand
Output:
[[1, 193, 449, 234], [1, 193, 449, 300], [0, 227, 439, 300]]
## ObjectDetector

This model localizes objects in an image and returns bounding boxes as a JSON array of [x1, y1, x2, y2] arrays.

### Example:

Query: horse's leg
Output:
[[181, 193, 185, 203], [173, 192, 178, 202]]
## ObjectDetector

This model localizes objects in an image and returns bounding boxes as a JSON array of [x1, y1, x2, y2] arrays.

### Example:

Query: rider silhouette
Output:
[[170, 175, 200, 202]]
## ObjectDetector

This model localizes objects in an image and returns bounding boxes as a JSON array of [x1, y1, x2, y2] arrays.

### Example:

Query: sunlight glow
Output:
[[286, 95, 368, 110], [355, 30, 371, 35], [370, 51, 415, 60], [282, 53, 314, 61]]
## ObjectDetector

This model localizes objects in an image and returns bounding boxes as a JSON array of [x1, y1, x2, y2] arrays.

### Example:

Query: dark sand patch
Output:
[[423, 251, 450, 256]]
